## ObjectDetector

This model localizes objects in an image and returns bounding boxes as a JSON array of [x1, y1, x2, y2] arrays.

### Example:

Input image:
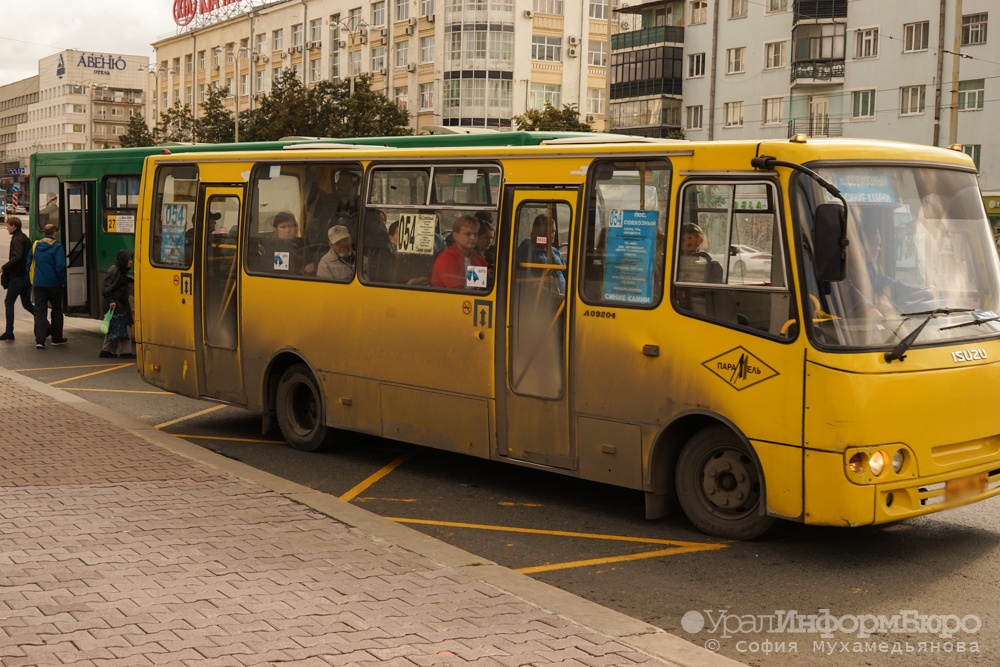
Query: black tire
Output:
[[275, 364, 332, 452], [676, 426, 774, 540]]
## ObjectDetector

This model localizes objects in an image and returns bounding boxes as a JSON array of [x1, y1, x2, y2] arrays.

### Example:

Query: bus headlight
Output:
[[848, 452, 867, 474], [869, 451, 886, 477], [891, 449, 906, 474]]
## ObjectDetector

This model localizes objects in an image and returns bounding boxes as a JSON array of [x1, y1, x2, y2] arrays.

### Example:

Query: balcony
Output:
[[611, 78, 682, 99], [787, 117, 843, 138], [790, 59, 844, 84], [794, 0, 847, 23], [611, 25, 684, 50]]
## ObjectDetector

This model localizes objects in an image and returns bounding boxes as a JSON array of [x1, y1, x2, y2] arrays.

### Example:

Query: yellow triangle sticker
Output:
[[702, 346, 779, 391]]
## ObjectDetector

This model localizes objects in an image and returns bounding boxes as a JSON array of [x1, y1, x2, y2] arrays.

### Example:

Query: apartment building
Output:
[[610, 0, 997, 201], [150, 0, 615, 133]]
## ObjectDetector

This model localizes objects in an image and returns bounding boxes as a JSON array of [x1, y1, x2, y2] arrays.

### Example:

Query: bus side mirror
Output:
[[814, 203, 848, 282]]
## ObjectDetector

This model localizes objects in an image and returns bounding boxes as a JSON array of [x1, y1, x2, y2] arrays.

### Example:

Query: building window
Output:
[[903, 21, 929, 52], [900, 85, 925, 115], [372, 1, 386, 26], [309, 58, 322, 82], [420, 36, 435, 62], [962, 13, 988, 46], [198, 50, 205, 70], [272, 29, 284, 51], [686, 105, 703, 130], [310, 19, 323, 43], [529, 83, 561, 109], [961, 144, 981, 170], [586, 87, 605, 115], [730, 0, 747, 19], [421, 0, 435, 17], [588, 41, 607, 67], [292, 24, 303, 47], [255, 33, 267, 55], [419, 82, 434, 109], [255, 70, 266, 93], [767, 0, 787, 11], [855, 27, 879, 58], [690, 1, 707, 25], [396, 0, 409, 21], [394, 41, 408, 67], [531, 35, 562, 61], [240, 74, 249, 96], [589, 0, 609, 20], [688, 52, 705, 77], [762, 97, 783, 124], [851, 89, 876, 118], [394, 86, 408, 109], [958, 79, 985, 110], [534, 0, 564, 13], [184, 54, 193, 73], [372, 46, 386, 71], [724, 101, 743, 127], [764, 41, 786, 69], [727, 47, 746, 74], [348, 7, 363, 30]]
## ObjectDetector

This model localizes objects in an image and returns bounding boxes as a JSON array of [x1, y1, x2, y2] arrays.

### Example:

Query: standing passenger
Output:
[[100, 250, 135, 359], [1, 217, 35, 340], [26, 224, 67, 349]]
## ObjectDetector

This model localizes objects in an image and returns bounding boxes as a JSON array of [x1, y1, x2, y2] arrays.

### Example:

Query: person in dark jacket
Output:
[[25, 223, 67, 349], [100, 250, 134, 359], [1, 217, 35, 340]]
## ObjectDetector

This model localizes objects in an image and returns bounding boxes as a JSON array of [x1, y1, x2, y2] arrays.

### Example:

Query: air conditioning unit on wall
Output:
[[567, 47, 578, 57], [523, 9, 533, 18]]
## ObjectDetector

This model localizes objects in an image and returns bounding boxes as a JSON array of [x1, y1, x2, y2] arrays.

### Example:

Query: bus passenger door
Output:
[[500, 190, 577, 469], [196, 186, 245, 405], [61, 181, 93, 310]]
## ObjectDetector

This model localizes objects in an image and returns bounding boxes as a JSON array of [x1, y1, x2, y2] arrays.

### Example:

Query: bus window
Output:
[[674, 181, 793, 337], [581, 159, 670, 306], [204, 195, 240, 349], [431, 166, 500, 206], [246, 166, 309, 275], [103, 175, 140, 234], [302, 164, 362, 277], [36, 177, 60, 232], [150, 165, 199, 269]]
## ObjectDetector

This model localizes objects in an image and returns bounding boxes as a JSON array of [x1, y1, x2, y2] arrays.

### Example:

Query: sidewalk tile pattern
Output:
[[0, 378, 672, 666]]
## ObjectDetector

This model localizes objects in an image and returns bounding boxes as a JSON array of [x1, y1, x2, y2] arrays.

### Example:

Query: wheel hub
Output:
[[700, 450, 757, 513]]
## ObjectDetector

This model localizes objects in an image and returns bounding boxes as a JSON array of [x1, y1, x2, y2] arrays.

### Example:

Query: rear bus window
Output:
[[150, 164, 199, 269]]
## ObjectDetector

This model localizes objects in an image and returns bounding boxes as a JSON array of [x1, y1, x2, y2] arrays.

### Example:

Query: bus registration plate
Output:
[[945, 472, 988, 502]]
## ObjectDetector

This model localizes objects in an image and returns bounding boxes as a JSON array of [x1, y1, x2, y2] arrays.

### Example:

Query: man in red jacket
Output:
[[431, 215, 488, 289]]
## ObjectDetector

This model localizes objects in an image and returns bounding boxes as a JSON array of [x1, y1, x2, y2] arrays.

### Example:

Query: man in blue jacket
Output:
[[25, 224, 67, 349]]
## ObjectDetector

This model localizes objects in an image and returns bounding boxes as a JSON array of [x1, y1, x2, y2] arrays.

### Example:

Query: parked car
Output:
[[711, 244, 772, 279]]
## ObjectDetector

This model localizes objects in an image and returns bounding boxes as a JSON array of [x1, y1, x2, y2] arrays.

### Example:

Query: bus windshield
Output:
[[799, 165, 1000, 350]]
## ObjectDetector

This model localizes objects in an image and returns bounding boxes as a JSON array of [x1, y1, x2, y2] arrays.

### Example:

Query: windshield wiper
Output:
[[940, 310, 1000, 331], [885, 308, 975, 363]]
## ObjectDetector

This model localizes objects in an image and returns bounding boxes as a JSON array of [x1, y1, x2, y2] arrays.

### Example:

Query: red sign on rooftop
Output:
[[173, 0, 241, 26]]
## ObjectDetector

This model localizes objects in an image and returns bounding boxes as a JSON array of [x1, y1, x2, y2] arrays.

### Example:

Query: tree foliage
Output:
[[118, 112, 155, 147], [512, 103, 592, 132], [154, 101, 196, 143], [196, 85, 236, 143]]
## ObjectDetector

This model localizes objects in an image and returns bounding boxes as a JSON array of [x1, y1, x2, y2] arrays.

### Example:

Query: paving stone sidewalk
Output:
[[0, 370, 740, 667]]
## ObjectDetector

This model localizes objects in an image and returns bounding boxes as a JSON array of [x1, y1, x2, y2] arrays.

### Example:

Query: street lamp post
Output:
[[146, 66, 176, 127], [222, 45, 255, 142], [330, 17, 370, 98]]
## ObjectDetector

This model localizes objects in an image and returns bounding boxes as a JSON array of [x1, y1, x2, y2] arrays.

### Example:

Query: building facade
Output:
[[150, 0, 616, 134], [609, 0, 997, 200]]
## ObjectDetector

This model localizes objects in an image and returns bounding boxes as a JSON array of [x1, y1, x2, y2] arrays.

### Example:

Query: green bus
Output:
[[29, 131, 618, 317]]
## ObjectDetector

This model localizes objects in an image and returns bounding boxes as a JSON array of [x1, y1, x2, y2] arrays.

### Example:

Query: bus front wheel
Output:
[[676, 426, 774, 540], [275, 364, 331, 452]]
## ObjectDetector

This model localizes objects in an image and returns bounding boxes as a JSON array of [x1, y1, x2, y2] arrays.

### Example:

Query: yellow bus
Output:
[[134, 137, 1000, 539]]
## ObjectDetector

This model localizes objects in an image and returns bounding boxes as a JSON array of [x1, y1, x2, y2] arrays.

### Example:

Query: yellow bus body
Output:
[[134, 138, 1000, 539]]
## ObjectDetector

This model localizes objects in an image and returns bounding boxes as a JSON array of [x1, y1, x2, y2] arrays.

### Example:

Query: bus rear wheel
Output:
[[275, 364, 331, 452], [676, 426, 774, 540]]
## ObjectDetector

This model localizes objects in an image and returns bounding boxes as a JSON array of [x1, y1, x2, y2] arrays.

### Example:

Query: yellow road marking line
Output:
[[387, 517, 727, 573], [170, 433, 285, 445], [340, 453, 413, 502], [59, 387, 172, 394], [16, 363, 128, 371], [154, 403, 229, 429], [48, 364, 132, 385], [388, 517, 718, 547], [515, 544, 726, 574]]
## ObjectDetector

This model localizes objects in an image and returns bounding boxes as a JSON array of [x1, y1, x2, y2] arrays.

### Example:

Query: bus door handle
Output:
[[643, 344, 660, 357]]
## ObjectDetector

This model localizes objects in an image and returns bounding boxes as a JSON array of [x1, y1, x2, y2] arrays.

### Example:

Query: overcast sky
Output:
[[1, 0, 179, 85]]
